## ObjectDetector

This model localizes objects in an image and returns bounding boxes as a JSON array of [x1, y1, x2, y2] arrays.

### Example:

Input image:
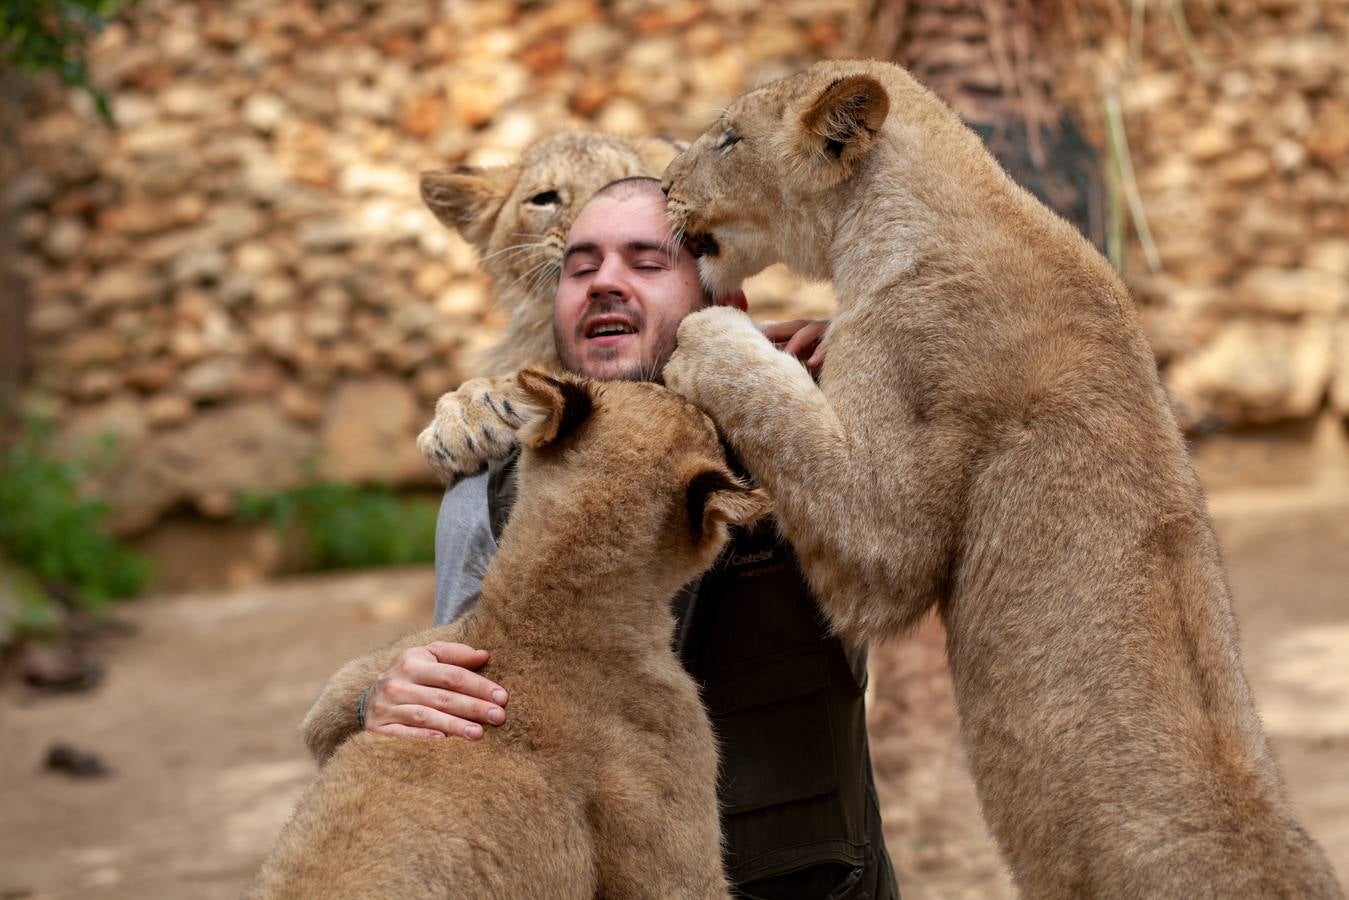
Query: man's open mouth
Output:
[[584, 318, 639, 340], [686, 233, 720, 259]]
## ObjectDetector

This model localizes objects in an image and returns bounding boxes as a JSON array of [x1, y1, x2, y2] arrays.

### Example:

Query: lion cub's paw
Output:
[[664, 306, 773, 405], [417, 376, 529, 482]]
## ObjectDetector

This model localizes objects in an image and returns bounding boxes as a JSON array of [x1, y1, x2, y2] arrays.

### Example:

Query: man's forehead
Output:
[[566, 192, 673, 246]]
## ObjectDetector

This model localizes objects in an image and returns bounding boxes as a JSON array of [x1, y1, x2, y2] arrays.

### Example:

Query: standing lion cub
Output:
[[661, 60, 1343, 898], [249, 371, 766, 899]]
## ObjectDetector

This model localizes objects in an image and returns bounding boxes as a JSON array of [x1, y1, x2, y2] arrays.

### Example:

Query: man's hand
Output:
[[363, 642, 508, 741], [760, 318, 828, 371]]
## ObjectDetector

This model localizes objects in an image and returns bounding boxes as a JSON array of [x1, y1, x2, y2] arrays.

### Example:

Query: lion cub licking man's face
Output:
[[661, 60, 1342, 899], [249, 371, 765, 900]]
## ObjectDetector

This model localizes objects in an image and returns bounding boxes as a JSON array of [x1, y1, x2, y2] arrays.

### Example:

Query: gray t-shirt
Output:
[[432, 471, 497, 626]]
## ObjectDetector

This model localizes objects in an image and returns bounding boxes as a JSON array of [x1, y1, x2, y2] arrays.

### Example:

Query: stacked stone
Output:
[[13, 0, 1346, 533], [1084, 0, 1349, 430], [8, 0, 852, 532]]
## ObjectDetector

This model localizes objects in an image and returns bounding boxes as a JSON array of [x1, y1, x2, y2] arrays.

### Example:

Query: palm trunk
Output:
[[851, 0, 1110, 251]]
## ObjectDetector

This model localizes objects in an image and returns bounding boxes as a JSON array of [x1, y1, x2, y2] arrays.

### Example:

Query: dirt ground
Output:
[[1, 483, 1347, 898], [866, 484, 1349, 898]]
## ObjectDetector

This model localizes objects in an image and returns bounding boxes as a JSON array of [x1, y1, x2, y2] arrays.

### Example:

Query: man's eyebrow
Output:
[[626, 240, 668, 254], [562, 240, 679, 263], [562, 241, 600, 264]]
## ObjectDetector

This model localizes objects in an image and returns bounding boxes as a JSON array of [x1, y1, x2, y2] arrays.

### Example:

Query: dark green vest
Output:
[[488, 454, 899, 899]]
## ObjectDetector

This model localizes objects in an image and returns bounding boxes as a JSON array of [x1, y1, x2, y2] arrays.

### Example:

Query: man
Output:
[[362, 176, 898, 897]]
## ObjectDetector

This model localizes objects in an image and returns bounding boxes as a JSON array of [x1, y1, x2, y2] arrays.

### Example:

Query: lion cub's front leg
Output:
[[666, 306, 949, 642], [665, 306, 845, 473], [417, 374, 531, 482], [664, 306, 821, 429]]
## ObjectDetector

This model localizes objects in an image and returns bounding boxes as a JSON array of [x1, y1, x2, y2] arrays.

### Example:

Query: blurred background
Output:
[[0, 1, 1345, 897]]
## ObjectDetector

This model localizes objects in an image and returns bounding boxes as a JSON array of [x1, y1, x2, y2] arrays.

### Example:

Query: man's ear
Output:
[[715, 289, 749, 312], [514, 368, 595, 449], [798, 75, 889, 170], [419, 164, 520, 248], [686, 468, 772, 542]]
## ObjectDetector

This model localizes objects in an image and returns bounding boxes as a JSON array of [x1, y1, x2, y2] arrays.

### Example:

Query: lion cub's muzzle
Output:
[[663, 194, 720, 260]]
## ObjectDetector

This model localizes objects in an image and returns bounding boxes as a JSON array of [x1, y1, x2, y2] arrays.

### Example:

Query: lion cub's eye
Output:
[[717, 132, 741, 152], [527, 190, 561, 206]]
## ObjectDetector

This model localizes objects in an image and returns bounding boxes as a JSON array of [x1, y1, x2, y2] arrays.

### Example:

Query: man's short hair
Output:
[[582, 176, 713, 307], [589, 175, 665, 204]]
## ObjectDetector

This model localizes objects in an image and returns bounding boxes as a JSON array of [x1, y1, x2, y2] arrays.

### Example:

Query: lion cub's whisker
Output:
[[477, 241, 551, 263]]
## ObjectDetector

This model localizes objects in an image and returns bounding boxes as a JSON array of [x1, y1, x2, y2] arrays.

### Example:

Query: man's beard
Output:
[[554, 306, 678, 384], [556, 334, 676, 383]]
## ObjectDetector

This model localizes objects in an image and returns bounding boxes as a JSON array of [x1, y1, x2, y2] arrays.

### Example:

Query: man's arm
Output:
[[299, 472, 507, 765], [432, 467, 498, 626]]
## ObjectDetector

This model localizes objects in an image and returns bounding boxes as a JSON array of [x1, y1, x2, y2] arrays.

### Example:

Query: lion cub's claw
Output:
[[418, 377, 528, 482]]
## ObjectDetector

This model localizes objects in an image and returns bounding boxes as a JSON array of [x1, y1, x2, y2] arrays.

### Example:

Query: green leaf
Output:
[[0, 415, 151, 610], [235, 482, 438, 573], [0, 0, 141, 124]]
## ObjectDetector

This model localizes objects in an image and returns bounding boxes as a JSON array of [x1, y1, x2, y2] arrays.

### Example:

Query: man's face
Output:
[[554, 191, 706, 382]]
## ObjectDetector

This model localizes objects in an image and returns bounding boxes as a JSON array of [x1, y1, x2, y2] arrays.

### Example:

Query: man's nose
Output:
[[588, 255, 629, 298]]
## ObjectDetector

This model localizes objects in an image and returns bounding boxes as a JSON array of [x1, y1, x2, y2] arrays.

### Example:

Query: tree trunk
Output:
[[851, 0, 1108, 251], [0, 69, 33, 436]]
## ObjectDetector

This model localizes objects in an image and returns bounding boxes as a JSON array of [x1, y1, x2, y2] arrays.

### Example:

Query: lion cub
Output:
[[249, 370, 766, 900], [661, 60, 1342, 898]]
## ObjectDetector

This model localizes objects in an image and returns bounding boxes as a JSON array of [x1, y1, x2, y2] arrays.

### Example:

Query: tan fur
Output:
[[661, 59, 1343, 899], [421, 132, 682, 375], [253, 372, 767, 900]]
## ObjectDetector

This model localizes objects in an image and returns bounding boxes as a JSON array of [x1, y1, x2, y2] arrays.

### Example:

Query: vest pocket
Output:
[[705, 646, 839, 814], [705, 645, 873, 887]]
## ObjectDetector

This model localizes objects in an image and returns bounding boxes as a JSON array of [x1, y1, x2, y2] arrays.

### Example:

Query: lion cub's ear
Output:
[[632, 135, 688, 174], [514, 368, 595, 449], [420, 165, 520, 248], [798, 74, 890, 171], [686, 469, 772, 542]]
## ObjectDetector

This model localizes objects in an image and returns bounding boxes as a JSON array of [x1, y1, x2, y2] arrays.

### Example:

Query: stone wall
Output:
[[1075, 0, 1348, 431], [7, 0, 850, 533], [7, 0, 1347, 535]]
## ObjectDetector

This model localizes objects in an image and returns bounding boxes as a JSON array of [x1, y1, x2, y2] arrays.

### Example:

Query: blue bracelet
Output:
[[357, 687, 371, 731]]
